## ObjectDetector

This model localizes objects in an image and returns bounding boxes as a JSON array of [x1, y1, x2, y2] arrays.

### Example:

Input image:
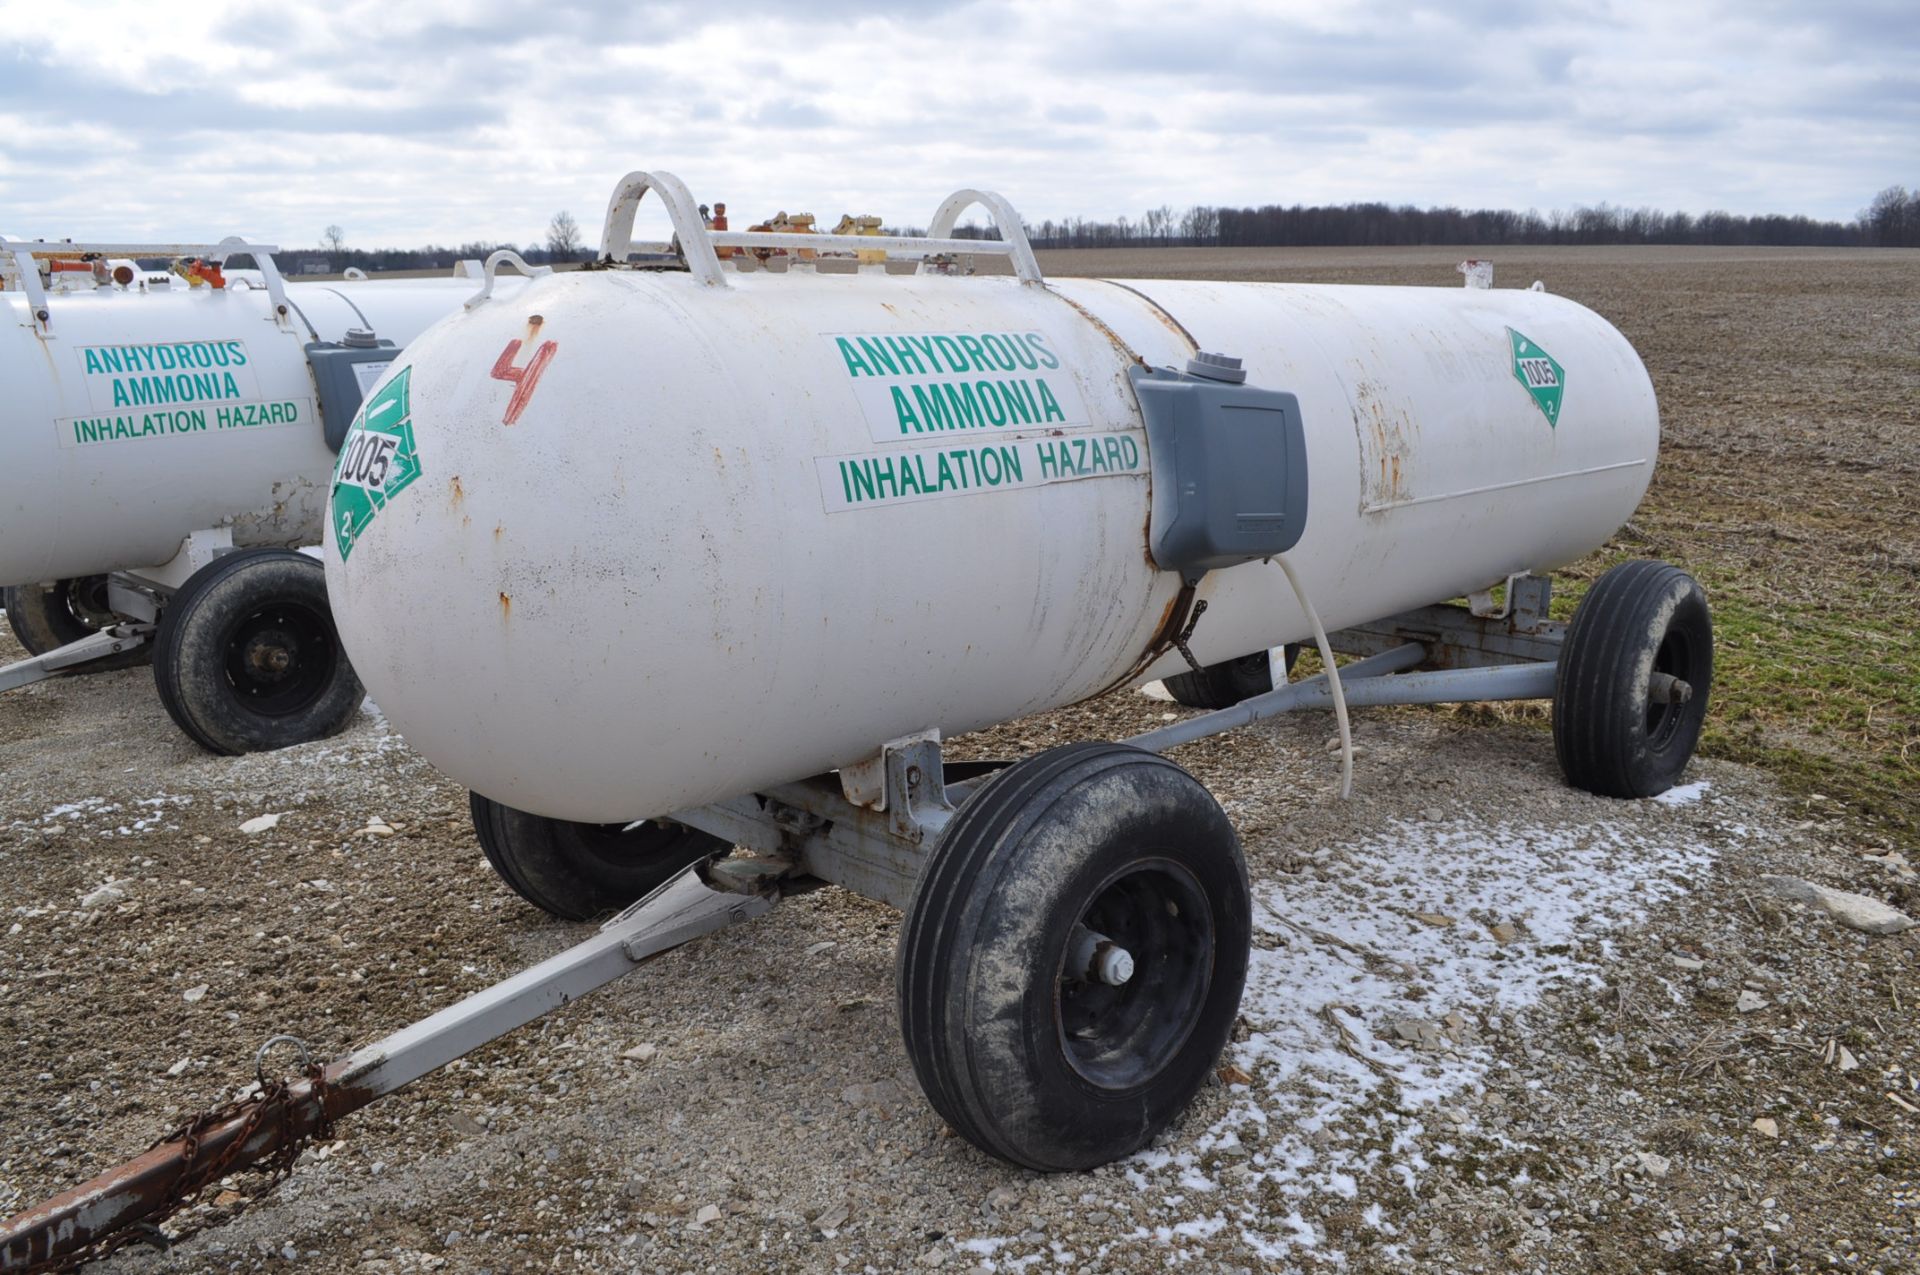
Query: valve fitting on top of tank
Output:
[[1184, 350, 1248, 384]]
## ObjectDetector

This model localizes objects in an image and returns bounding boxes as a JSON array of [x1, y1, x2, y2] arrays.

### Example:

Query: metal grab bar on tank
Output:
[[462, 250, 554, 310], [592, 168, 1045, 288]]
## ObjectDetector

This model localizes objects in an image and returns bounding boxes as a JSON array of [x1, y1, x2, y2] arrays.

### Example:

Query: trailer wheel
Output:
[[897, 742, 1250, 1171], [469, 792, 731, 922], [152, 550, 363, 754], [3, 577, 150, 671], [1554, 559, 1713, 798], [1162, 647, 1297, 711]]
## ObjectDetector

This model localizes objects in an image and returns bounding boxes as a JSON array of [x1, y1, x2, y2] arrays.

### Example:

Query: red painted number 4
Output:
[[490, 338, 558, 424]]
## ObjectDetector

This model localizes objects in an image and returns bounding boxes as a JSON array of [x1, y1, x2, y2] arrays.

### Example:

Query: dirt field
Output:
[[1, 245, 1915, 1273]]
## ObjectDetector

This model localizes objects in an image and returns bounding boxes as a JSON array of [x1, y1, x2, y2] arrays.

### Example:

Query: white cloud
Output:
[[0, 0, 1912, 248]]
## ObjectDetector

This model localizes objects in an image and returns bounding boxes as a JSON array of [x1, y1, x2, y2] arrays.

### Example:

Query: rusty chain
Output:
[[42, 1056, 333, 1273], [1172, 598, 1210, 675]]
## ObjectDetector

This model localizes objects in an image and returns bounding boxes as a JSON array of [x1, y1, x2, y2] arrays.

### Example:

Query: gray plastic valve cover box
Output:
[[1129, 364, 1309, 583], [306, 338, 400, 452]]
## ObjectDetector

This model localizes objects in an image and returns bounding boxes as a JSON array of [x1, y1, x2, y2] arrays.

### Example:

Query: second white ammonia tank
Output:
[[324, 266, 1658, 823], [0, 274, 530, 585]]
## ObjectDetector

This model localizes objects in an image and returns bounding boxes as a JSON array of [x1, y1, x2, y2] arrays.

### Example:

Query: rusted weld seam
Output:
[[1358, 459, 1651, 513], [1041, 284, 1199, 700], [1045, 286, 1148, 370], [1084, 581, 1200, 700], [1099, 280, 1200, 353]]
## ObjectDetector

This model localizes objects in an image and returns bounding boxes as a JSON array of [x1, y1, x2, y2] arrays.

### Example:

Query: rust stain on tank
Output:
[[1353, 378, 1416, 508], [449, 475, 464, 507], [493, 522, 504, 541], [498, 591, 511, 619]]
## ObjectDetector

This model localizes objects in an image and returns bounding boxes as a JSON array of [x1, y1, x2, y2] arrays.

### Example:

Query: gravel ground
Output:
[[0, 640, 1913, 1274]]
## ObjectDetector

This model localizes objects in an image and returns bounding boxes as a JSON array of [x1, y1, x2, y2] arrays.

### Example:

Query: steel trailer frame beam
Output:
[[0, 625, 153, 694]]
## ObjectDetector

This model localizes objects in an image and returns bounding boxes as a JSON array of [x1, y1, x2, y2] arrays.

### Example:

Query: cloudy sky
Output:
[[2, 0, 1914, 250]]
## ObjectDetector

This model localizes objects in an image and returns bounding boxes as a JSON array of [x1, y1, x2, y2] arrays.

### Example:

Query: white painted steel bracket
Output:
[[123, 527, 237, 593], [1467, 571, 1543, 621], [840, 728, 943, 811]]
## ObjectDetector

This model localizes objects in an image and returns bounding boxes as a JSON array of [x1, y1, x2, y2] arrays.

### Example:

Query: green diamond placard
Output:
[[330, 365, 421, 561], [1507, 328, 1565, 427]]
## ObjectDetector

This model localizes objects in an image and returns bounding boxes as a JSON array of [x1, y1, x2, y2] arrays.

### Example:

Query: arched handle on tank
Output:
[[212, 234, 293, 326], [599, 169, 727, 289], [464, 250, 554, 311], [925, 189, 1042, 285]]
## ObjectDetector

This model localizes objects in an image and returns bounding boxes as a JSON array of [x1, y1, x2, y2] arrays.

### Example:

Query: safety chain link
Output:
[[1172, 598, 1210, 675], [43, 1056, 333, 1273]]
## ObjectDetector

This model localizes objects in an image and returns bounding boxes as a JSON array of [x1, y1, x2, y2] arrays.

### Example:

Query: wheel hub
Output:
[[62, 577, 121, 631], [1056, 861, 1215, 1090], [223, 606, 332, 713], [244, 632, 298, 678]]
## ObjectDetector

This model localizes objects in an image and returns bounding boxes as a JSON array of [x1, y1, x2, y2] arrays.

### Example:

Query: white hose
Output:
[[1275, 555, 1353, 798]]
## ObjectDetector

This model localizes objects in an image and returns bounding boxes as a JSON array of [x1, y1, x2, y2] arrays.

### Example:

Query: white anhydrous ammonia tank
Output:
[[0, 275, 529, 585], [325, 269, 1657, 823]]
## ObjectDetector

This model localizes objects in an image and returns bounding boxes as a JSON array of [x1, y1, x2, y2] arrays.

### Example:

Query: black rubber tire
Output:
[[897, 742, 1250, 1172], [1162, 646, 1299, 711], [3, 577, 151, 671], [152, 549, 363, 754], [469, 792, 732, 922], [1554, 559, 1714, 798]]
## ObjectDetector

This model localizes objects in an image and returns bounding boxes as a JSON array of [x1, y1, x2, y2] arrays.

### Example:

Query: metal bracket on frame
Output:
[[1466, 572, 1547, 623], [120, 527, 237, 594], [1329, 573, 1562, 669], [669, 732, 957, 910]]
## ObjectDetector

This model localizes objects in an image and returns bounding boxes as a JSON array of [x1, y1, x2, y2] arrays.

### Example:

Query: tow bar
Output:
[[0, 870, 772, 1272]]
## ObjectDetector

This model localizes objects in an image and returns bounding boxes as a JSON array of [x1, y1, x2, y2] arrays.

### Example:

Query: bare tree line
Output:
[[297, 186, 1919, 274], [933, 185, 1920, 250]]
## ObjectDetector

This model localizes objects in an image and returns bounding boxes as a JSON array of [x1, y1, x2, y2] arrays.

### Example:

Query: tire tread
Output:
[[1554, 559, 1712, 798]]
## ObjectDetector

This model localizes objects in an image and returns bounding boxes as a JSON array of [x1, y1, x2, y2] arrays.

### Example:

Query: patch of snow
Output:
[[1653, 780, 1711, 807], [1117, 793, 1765, 1265]]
